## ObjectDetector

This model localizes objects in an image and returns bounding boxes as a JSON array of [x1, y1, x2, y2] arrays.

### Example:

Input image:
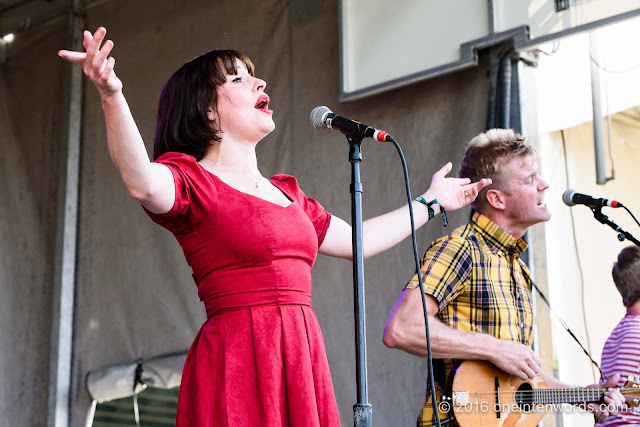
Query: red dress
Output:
[[145, 153, 341, 426]]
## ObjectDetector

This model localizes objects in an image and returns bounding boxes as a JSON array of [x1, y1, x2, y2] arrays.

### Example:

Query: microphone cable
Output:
[[621, 204, 640, 228], [386, 135, 444, 427], [560, 130, 596, 381]]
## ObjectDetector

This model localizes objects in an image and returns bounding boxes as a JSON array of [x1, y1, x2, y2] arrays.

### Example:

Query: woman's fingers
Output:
[[458, 178, 491, 202], [93, 39, 114, 76], [465, 185, 478, 198], [460, 181, 480, 193], [84, 27, 110, 76], [58, 50, 86, 64], [79, 27, 116, 86], [58, 26, 122, 97], [99, 56, 116, 85], [58, 29, 97, 66], [454, 177, 471, 185], [85, 27, 105, 59], [58, 27, 122, 96], [433, 162, 453, 178], [85, 30, 103, 76], [82, 30, 92, 50], [465, 178, 492, 191]]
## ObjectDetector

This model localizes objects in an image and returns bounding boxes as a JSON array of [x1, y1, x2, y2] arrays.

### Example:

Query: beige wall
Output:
[[538, 112, 640, 426]]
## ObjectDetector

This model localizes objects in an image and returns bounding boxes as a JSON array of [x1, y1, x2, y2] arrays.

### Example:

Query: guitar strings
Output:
[[453, 387, 637, 397]]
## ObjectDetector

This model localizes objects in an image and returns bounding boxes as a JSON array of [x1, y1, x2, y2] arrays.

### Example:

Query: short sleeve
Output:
[[270, 174, 332, 247], [142, 152, 216, 234], [406, 235, 472, 311]]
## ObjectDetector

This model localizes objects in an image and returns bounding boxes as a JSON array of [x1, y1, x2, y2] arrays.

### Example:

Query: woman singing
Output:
[[59, 27, 488, 426]]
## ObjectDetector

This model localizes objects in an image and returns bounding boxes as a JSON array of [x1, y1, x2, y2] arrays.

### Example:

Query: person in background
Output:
[[598, 245, 640, 426], [58, 27, 490, 426]]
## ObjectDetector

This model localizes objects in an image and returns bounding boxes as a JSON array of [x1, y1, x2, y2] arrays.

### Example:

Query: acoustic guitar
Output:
[[440, 360, 640, 427]]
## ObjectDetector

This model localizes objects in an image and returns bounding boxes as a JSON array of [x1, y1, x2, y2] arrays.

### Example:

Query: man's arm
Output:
[[383, 286, 625, 421], [383, 286, 542, 380]]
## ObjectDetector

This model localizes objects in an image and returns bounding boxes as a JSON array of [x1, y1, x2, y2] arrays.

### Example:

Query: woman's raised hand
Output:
[[58, 27, 122, 97], [422, 162, 492, 212]]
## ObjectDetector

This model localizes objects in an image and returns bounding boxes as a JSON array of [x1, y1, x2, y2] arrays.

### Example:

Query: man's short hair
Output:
[[612, 245, 640, 308], [458, 128, 537, 212]]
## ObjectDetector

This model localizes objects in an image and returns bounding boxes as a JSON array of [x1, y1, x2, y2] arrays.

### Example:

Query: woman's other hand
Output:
[[422, 162, 491, 212]]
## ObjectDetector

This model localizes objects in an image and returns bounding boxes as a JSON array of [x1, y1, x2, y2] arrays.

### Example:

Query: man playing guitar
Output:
[[383, 129, 624, 426]]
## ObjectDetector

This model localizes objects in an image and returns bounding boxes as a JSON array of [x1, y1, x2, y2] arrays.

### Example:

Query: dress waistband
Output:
[[204, 289, 312, 318]]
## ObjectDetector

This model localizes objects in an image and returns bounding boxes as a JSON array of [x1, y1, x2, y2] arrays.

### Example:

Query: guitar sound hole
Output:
[[515, 383, 534, 413]]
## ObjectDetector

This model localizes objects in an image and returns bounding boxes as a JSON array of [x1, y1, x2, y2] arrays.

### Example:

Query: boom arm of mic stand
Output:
[[592, 208, 640, 247]]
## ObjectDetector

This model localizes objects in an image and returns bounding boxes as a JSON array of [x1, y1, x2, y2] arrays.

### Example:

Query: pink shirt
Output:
[[599, 315, 640, 426]]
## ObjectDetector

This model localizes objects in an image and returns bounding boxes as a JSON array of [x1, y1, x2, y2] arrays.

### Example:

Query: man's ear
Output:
[[486, 188, 506, 210]]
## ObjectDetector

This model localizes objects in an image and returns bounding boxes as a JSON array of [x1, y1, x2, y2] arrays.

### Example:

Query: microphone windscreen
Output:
[[562, 189, 577, 206], [310, 106, 332, 130]]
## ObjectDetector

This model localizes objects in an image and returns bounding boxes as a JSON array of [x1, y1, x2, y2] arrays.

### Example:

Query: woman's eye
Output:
[[232, 77, 242, 83]]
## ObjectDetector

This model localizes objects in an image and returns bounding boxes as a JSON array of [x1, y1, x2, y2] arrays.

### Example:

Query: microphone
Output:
[[562, 189, 621, 208], [310, 106, 390, 142]]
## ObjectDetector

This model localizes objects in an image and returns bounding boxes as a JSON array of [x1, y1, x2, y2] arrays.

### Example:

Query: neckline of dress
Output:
[[199, 164, 293, 208]]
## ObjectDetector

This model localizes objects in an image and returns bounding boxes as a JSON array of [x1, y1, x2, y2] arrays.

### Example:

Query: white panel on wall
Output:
[[340, 0, 640, 101]]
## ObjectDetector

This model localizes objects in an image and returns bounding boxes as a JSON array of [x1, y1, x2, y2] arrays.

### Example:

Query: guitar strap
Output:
[[432, 359, 446, 393], [530, 280, 606, 379], [422, 358, 452, 427]]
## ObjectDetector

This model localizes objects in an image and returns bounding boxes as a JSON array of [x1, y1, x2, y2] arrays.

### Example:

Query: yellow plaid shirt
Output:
[[406, 211, 534, 426]]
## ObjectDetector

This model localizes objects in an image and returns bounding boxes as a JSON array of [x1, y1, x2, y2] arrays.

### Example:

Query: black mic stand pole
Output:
[[347, 135, 372, 427], [592, 207, 640, 247]]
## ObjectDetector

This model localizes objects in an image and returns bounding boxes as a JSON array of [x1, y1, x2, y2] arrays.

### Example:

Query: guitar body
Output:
[[446, 360, 549, 427], [443, 360, 640, 427]]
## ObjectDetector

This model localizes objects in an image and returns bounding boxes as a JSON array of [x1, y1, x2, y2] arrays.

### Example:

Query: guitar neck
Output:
[[533, 387, 604, 405]]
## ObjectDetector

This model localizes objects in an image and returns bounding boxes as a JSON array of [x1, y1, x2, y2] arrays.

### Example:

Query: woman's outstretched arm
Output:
[[319, 162, 491, 260], [59, 27, 174, 214]]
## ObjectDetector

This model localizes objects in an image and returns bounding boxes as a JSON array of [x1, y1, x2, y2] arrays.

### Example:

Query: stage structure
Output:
[[340, 0, 640, 101]]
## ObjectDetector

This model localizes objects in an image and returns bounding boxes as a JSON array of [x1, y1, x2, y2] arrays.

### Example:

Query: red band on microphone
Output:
[[374, 130, 389, 142]]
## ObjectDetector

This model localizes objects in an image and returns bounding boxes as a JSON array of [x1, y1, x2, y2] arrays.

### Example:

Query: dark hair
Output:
[[458, 128, 537, 212], [612, 245, 640, 307], [153, 49, 255, 161]]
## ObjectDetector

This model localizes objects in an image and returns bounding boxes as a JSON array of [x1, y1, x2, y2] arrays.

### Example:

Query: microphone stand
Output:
[[346, 135, 372, 427], [592, 207, 640, 247]]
